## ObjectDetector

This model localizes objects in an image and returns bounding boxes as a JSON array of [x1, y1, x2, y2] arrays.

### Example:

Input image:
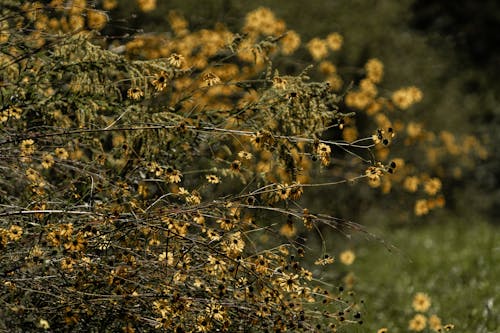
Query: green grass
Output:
[[321, 218, 500, 332]]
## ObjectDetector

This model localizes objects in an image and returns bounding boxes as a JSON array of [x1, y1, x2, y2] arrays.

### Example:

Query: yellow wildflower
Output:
[[339, 250, 355, 265], [409, 314, 427, 331], [20, 139, 35, 160], [316, 142, 331, 166], [102, 0, 118, 10], [41, 153, 54, 169], [152, 71, 170, 91], [127, 87, 144, 100], [206, 174, 220, 184], [392, 86, 423, 109], [229, 159, 241, 173], [279, 220, 297, 238], [404, 176, 420, 192], [429, 314, 442, 331], [238, 150, 253, 160], [307, 38, 328, 61], [202, 72, 221, 86], [319, 61, 336, 75], [196, 316, 212, 333], [272, 76, 288, 90], [314, 254, 334, 265], [54, 147, 69, 160], [412, 292, 431, 312], [87, 9, 108, 30], [424, 178, 442, 195], [168, 53, 184, 68], [414, 199, 429, 216], [60, 257, 75, 272], [38, 318, 50, 329], [444, 324, 455, 331], [280, 30, 301, 55], [277, 272, 301, 292], [223, 231, 245, 256], [166, 168, 182, 183], [137, 0, 156, 12], [326, 32, 343, 51], [8, 225, 23, 241], [365, 58, 384, 83]]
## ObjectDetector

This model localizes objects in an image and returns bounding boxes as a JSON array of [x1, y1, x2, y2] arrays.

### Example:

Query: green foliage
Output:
[[337, 218, 500, 332]]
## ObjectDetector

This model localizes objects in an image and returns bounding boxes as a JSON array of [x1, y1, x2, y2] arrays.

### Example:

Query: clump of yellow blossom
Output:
[[276, 272, 301, 292], [238, 150, 253, 160], [407, 121, 423, 136], [412, 292, 431, 312], [365, 58, 384, 83], [202, 72, 221, 86], [365, 164, 384, 187], [127, 87, 144, 100], [272, 76, 288, 90], [206, 174, 220, 184], [280, 30, 301, 55], [342, 126, 359, 142], [38, 318, 50, 330], [314, 254, 335, 265], [326, 74, 343, 91], [326, 32, 343, 51], [392, 86, 423, 109], [345, 91, 372, 110], [87, 9, 108, 30], [0, 23, 10, 43], [429, 314, 442, 331], [404, 176, 420, 192], [136, 0, 156, 12], [102, 0, 118, 10], [319, 61, 336, 75], [54, 147, 69, 160], [414, 199, 429, 216], [409, 314, 427, 331], [339, 250, 355, 265], [8, 225, 23, 241], [279, 220, 296, 238], [69, 0, 86, 15], [1, 106, 22, 123], [307, 38, 329, 61], [168, 11, 189, 36], [152, 71, 170, 91], [20, 139, 36, 161], [316, 142, 331, 166], [424, 177, 442, 195], [41, 153, 54, 169], [168, 53, 184, 68], [243, 7, 285, 36], [360, 78, 378, 97]]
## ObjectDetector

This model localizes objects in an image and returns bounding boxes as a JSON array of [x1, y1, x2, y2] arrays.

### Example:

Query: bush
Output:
[[0, 1, 463, 331]]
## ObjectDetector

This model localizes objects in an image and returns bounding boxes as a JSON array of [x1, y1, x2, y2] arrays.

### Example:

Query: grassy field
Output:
[[320, 217, 499, 332]]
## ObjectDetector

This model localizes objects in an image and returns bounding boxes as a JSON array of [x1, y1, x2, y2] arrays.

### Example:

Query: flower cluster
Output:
[[408, 292, 455, 332]]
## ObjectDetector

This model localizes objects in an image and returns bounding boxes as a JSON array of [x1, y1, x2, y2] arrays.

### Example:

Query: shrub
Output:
[[0, 1, 467, 331]]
